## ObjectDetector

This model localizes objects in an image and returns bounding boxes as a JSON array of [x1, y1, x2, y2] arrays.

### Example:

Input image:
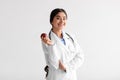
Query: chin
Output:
[[59, 25, 65, 28]]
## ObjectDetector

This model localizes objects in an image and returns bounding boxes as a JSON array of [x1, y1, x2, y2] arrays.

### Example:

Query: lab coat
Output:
[[41, 31, 84, 80]]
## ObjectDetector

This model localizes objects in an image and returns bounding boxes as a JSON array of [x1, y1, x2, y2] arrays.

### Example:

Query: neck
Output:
[[52, 29, 63, 38]]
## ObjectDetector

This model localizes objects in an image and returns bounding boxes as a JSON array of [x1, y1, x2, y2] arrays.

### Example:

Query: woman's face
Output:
[[51, 12, 67, 31]]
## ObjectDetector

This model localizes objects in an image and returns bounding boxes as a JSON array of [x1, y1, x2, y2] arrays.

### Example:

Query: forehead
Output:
[[55, 12, 67, 17]]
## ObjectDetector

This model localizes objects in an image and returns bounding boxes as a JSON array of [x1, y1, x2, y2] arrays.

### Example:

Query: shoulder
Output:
[[65, 31, 77, 39], [65, 31, 81, 43]]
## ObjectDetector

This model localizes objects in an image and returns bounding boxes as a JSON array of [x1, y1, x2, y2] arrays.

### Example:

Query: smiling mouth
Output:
[[58, 24, 64, 26]]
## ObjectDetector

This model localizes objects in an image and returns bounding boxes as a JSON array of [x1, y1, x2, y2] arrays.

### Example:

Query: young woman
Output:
[[41, 8, 84, 80]]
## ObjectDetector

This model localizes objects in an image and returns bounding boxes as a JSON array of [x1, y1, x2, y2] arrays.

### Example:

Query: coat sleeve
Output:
[[41, 41, 60, 69], [64, 35, 84, 72]]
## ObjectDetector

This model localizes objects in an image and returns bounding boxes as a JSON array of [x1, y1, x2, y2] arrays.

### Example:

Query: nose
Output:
[[60, 19, 64, 23]]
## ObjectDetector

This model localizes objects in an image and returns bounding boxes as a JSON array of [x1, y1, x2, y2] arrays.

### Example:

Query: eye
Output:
[[63, 17, 66, 20], [56, 17, 60, 20]]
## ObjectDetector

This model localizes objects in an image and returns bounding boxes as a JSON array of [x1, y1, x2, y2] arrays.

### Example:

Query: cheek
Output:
[[52, 21, 57, 25], [52, 20, 59, 25], [51, 22, 58, 27]]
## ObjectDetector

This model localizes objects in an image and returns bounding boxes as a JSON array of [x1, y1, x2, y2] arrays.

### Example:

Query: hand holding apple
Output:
[[41, 33, 47, 38], [40, 33, 53, 45]]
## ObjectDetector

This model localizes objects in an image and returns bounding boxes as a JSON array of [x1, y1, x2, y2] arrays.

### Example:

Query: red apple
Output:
[[41, 33, 47, 38]]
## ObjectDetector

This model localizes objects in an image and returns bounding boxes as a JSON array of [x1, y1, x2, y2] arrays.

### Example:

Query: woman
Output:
[[41, 8, 84, 80]]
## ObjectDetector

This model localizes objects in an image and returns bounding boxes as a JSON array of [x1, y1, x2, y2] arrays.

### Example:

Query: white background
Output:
[[0, 0, 120, 80]]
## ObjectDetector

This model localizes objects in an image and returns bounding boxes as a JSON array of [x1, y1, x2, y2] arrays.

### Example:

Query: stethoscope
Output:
[[48, 30, 75, 45]]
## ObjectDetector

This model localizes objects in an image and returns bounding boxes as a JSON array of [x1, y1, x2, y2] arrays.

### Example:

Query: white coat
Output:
[[41, 30, 84, 80]]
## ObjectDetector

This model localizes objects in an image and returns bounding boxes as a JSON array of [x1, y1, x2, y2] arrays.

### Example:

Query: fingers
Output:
[[41, 36, 46, 40], [41, 36, 51, 44], [59, 60, 66, 71], [42, 37, 48, 42], [40, 34, 53, 45]]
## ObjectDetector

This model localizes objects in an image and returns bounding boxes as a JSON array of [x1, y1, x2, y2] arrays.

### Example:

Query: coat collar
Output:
[[49, 30, 69, 47], [49, 30, 70, 42], [62, 31, 69, 38], [49, 30, 75, 53]]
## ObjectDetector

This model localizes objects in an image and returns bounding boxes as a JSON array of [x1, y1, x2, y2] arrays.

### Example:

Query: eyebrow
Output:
[[55, 15, 66, 18]]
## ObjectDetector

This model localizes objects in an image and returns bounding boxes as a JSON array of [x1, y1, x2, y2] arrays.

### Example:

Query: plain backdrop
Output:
[[0, 0, 120, 80]]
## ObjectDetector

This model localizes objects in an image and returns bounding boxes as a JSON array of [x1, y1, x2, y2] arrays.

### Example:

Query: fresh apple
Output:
[[41, 33, 47, 38]]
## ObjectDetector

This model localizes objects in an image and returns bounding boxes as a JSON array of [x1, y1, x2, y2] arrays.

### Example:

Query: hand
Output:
[[40, 33, 53, 45], [59, 60, 66, 72]]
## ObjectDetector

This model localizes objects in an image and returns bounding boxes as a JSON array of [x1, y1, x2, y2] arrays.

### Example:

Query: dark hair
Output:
[[50, 8, 67, 24]]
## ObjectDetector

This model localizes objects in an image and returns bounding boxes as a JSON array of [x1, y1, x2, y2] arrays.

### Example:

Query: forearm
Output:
[[64, 52, 84, 72]]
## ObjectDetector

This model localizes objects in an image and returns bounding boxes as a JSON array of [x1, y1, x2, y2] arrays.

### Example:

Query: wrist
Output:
[[48, 41, 54, 46]]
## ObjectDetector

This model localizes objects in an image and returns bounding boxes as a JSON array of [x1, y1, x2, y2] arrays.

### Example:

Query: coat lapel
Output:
[[49, 31, 76, 63], [49, 31, 70, 52]]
